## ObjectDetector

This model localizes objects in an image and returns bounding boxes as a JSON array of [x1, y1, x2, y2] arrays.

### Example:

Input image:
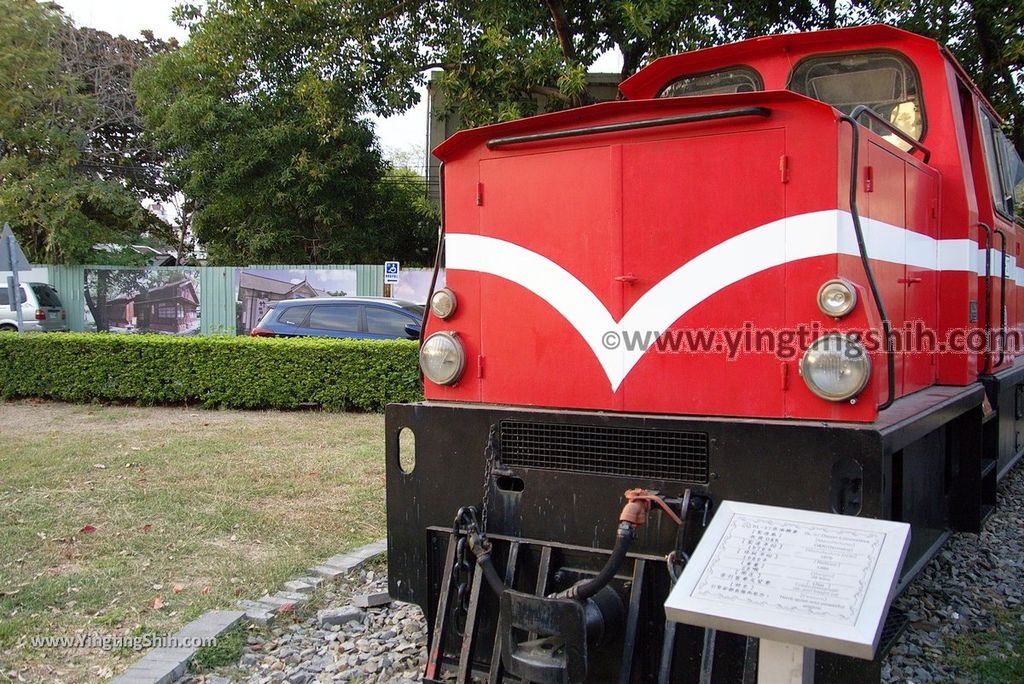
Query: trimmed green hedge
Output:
[[0, 333, 422, 411]]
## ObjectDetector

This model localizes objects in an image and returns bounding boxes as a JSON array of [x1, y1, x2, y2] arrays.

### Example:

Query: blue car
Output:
[[250, 297, 423, 340]]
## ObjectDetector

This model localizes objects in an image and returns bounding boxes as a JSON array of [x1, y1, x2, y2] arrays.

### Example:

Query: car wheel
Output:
[[0, 324, 17, 333]]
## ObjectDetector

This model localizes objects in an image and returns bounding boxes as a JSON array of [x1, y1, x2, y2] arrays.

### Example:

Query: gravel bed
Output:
[[883, 461, 1023, 683], [181, 465, 1022, 683], [180, 569, 426, 684]]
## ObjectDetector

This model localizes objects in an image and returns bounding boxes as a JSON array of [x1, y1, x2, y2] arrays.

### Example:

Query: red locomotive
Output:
[[386, 24, 1024, 682]]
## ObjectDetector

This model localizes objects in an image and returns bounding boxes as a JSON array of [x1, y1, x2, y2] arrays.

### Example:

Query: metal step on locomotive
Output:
[[384, 24, 1024, 683]]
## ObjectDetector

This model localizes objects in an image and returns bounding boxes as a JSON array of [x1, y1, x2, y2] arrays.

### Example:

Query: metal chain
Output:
[[450, 506, 479, 636], [449, 430, 498, 636], [454, 535, 471, 634], [480, 424, 498, 534]]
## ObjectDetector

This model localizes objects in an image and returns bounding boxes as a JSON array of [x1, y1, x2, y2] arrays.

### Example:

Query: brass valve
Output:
[[619, 488, 684, 527]]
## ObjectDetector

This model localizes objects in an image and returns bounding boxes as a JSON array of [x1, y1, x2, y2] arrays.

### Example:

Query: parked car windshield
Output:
[[398, 303, 425, 317], [29, 283, 62, 307]]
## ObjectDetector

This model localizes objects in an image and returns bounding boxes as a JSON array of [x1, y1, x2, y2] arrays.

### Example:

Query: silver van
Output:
[[0, 282, 67, 332]]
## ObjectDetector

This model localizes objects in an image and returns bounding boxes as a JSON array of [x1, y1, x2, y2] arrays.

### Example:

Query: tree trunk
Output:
[[83, 270, 109, 331], [970, 0, 998, 93], [542, 0, 577, 63], [621, 44, 645, 80], [93, 270, 110, 332], [825, 0, 837, 28]]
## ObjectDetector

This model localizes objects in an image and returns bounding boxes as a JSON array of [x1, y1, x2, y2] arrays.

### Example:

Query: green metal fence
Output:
[[31, 263, 425, 334]]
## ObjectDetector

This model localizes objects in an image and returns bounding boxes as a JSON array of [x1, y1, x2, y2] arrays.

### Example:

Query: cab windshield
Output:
[[657, 67, 763, 98], [789, 51, 924, 151]]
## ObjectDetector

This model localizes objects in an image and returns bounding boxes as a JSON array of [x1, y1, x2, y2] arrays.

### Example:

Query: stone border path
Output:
[[110, 540, 387, 683]]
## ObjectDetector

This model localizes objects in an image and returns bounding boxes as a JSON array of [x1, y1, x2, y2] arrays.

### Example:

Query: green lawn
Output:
[[0, 401, 386, 682], [948, 608, 1024, 682]]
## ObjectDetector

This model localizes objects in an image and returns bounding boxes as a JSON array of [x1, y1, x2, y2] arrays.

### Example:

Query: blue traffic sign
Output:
[[384, 261, 400, 285]]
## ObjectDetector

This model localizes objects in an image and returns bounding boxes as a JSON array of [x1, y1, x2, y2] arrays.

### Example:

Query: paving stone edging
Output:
[[110, 539, 388, 684]]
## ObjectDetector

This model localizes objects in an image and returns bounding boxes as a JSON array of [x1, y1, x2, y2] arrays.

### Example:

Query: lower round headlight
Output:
[[799, 334, 870, 401], [420, 332, 465, 386]]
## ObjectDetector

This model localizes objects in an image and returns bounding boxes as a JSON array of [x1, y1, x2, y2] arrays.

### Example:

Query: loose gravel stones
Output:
[[181, 466, 1022, 683], [181, 570, 426, 684], [883, 463, 1024, 682]]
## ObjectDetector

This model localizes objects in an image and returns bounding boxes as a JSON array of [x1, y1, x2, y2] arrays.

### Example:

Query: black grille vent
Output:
[[499, 421, 709, 483]]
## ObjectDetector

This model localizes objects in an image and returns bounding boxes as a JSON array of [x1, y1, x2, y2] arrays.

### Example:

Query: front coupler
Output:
[[420, 514, 714, 683]]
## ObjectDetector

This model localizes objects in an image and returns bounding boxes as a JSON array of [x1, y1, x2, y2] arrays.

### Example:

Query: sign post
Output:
[[664, 501, 911, 683], [1, 224, 30, 332]]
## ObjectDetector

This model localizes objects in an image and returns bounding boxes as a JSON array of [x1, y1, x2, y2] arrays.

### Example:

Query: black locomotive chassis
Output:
[[385, 384, 987, 682]]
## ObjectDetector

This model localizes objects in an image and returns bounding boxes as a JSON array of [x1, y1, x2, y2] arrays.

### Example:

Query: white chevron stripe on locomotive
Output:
[[445, 209, 1016, 391]]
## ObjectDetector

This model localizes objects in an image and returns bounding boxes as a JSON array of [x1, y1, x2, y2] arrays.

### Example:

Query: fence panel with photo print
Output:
[[2, 264, 446, 336]]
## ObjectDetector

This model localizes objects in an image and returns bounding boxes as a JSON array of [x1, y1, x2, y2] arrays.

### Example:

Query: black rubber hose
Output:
[[472, 545, 507, 596], [555, 523, 635, 602], [840, 115, 896, 411]]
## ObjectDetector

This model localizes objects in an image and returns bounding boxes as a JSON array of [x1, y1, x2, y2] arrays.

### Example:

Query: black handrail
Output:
[[420, 162, 446, 349], [486, 107, 771, 149], [979, 222, 993, 374], [840, 115, 896, 410], [848, 105, 932, 163], [995, 228, 1008, 368]]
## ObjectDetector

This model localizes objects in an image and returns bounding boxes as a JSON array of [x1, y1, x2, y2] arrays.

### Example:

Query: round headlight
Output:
[[420, 332, 465, 386], [817, 279, 857, 318], [799, 334, 870, 401], [430, 288, 457, 319]]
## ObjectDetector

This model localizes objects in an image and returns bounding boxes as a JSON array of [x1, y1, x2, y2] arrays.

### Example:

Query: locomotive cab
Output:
[[386, 25, 1024, 683]]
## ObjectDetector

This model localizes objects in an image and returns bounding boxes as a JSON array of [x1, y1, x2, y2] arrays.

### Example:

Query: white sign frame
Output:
[[665, 501, 910, 659]]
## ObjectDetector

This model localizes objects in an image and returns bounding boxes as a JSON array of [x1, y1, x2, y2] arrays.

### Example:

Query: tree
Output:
[[366, 167, 440, 265], [333, 0, 851, 127], [334, 1, 1020, 146], [0, 0, 170, 264], [51, 22, 179, 202], [875, 0, 1024, 149], [134, 0, 437, 266]]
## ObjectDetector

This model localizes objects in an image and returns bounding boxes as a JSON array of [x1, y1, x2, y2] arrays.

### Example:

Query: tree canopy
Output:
[[880, 0, 1024, 149], [5, 0, 1020, 267], [0, 0, 169, 264], [134, 0, 437, 266], [328, 0, 1021, 145]]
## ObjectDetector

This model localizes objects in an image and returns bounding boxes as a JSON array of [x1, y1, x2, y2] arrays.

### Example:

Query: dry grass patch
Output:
[[0, 401, 387, 683]]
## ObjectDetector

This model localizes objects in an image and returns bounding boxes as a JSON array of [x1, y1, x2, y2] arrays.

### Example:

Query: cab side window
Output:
[[980, 109, 1024, 220]]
